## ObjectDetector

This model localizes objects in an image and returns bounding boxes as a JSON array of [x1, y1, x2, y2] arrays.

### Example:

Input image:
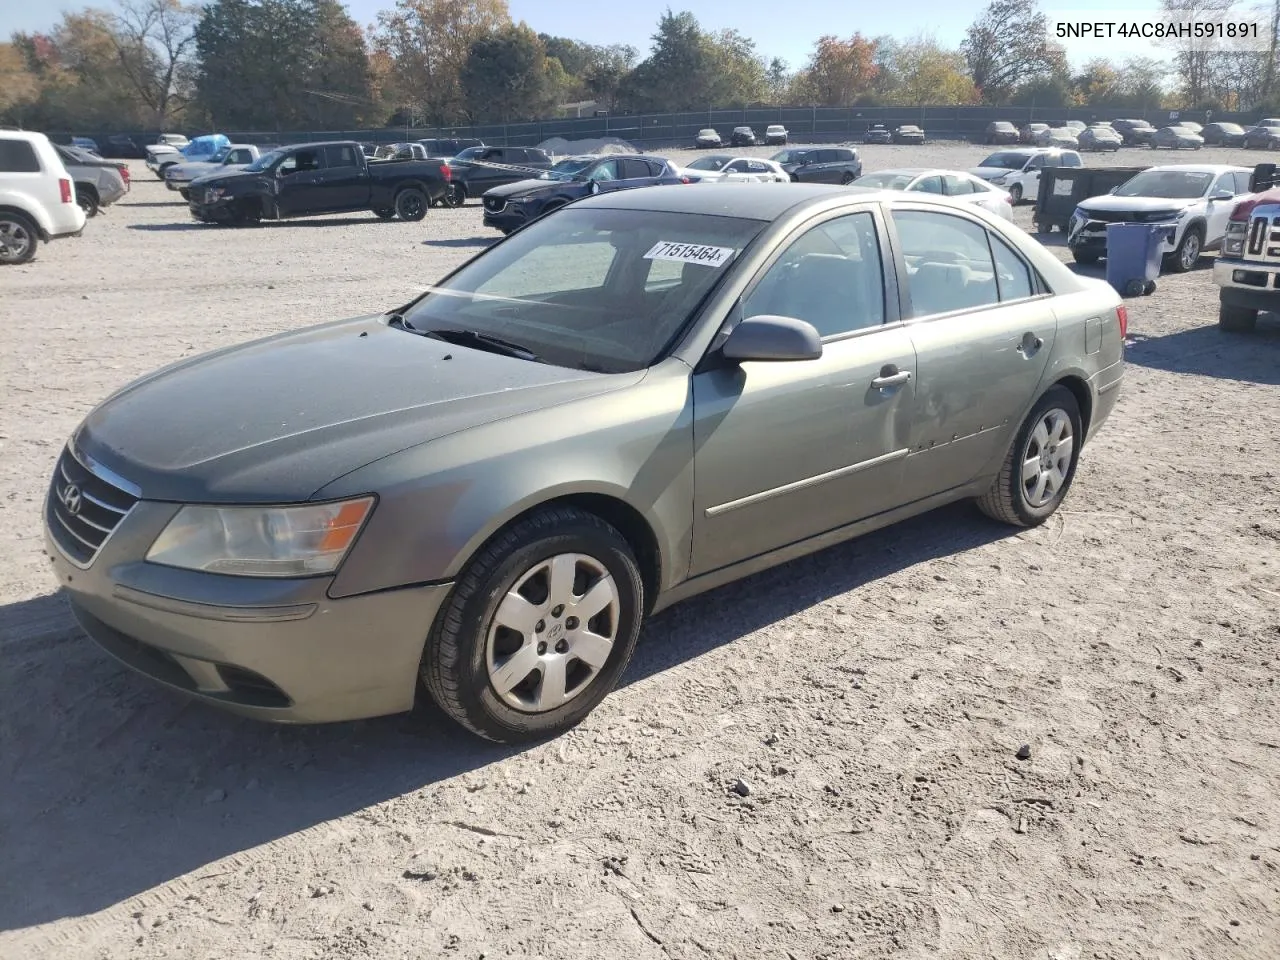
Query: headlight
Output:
[[1223, 221, 1247, 257], [146, 498, 374, 577], [206, 186, 228, 201], [990, 175, 1007, 185]]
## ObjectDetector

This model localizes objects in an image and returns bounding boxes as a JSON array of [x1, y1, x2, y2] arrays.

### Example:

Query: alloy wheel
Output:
[[485, 553, 620, 713], [1180, 231, 1201, 270], [1021, 409, 1074, 508], [0, 220, 33, 263]]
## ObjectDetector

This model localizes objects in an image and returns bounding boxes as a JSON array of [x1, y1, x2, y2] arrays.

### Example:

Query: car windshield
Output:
[[687, 155, 731, 171], [697, 129, 716, 137], [980, 152, 1030, 169], [400, 208, 764, 374], [244, 149, 285, 173], [767, 126, 784, 132], [1115, 170, 1213, 198], [1217, 124, 1245, 133], [852, 171, 916, 190], [540, 157, 595, 180]]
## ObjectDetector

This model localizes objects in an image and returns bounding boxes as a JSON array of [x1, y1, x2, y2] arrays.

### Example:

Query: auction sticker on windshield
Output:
[[644, 241, 734, 267]]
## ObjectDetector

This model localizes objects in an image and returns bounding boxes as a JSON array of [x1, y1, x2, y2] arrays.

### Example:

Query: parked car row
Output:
[[0, 130, 89, 263]]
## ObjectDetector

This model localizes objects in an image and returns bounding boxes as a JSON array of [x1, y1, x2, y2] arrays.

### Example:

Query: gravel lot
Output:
[[2, 141, 1279, 960]]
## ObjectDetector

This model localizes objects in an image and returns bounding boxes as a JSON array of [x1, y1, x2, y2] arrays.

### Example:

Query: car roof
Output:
[[580, 181, 919, 221]]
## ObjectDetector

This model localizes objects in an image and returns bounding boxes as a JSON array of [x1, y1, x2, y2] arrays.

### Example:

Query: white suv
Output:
[[969, 147, 1083, 205], [0, 131, 87, 264], [1067, 164, 1253, 272]]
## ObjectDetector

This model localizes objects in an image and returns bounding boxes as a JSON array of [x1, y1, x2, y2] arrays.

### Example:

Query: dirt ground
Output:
[[1, 141, 1279, 960]]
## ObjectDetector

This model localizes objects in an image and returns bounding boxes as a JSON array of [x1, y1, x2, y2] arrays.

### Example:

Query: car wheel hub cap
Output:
[[0, 223, 31, 260], [1022, 409, 1074, 508], [485, 553, 619, 713]]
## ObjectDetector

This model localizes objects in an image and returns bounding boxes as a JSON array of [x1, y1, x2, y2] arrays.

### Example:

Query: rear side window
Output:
[[910, 176, 944, 194], [893, 210, 1001, 317], [943, 175, 975, 195], [619, 158, 654, 178], [991, 235, 1033, 300], [323, 145, 360, 168], [0, 139, 41, 173]]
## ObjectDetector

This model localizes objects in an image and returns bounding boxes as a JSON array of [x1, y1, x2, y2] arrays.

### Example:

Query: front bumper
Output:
[[482, 199, 532, 232], [1067, 214, 1180, 254], [1214, 257, 1280, 310], [43, 458, 452, 724], [165, 179, 189, 191]]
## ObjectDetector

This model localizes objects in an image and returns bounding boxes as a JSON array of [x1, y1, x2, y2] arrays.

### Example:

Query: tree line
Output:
[[1, 0, 1277, 134]]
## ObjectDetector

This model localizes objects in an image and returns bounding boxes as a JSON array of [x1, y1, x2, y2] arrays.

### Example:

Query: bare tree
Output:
[[109, 0, 200, 128]]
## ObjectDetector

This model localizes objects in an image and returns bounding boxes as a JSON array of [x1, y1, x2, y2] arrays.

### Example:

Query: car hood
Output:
[[970, 166, 1023, 180], [485, 178, 567, 199], [1077, 195, 1195, 214], [72, 316, 635, 503], [168, 160, 223, 177], [190, 168, 262, 188]]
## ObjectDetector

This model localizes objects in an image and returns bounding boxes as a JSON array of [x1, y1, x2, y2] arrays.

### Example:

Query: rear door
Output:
[[318, 144, 369, 210], [888, 206, 1057, 501]]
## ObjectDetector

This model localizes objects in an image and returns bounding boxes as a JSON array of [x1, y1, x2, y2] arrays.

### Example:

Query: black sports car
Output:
[[864, 124, 891, 144]]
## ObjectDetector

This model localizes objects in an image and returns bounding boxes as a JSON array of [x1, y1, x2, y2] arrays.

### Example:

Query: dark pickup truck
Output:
[[187, 140, 450, 225], [446, 146, 555, 204]]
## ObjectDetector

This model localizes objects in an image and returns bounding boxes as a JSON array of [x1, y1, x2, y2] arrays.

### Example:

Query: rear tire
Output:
[[420, 506, 645, 744], [395, 188, 428, 221], [1071, 248, 1100, 265], [77, 188, 99, 218], [0, 212, 38, 264], [1219, 302, 1258, 332], [976, 385, 1082, 528], [439, 184, 465, 208], [840, 172, 855, 185]]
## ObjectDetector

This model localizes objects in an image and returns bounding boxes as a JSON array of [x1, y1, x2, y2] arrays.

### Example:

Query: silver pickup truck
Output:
[[164, 144, 262, 199], [1213, 162, 1280, 332]]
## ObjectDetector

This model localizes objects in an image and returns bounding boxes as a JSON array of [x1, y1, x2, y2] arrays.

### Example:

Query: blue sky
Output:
[[1, 0, 1172, 69]]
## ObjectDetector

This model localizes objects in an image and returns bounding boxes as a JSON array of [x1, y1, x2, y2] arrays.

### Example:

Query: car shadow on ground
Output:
[[0, 502, 1007, 931], [1125, 318, 1280, 384], [421, 237, 495, 248], [120, 201, 188, 208]]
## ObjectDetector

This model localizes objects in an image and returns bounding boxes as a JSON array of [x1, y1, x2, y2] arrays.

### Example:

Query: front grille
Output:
[[47, 448, 137, 566], [484, 197, 506, 214], [1246, 213, 1280, 263]]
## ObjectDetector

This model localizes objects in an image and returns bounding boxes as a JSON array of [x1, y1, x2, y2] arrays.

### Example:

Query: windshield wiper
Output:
[[422, 328, 544, 363]]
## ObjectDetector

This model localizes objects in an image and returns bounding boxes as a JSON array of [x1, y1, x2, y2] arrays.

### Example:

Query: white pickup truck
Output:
[[0, 130, 87, 264], [1213, 162, 1280, 332]]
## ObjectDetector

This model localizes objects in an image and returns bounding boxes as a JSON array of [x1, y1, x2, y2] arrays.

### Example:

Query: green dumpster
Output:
[[1034, 166, 1148, 234]]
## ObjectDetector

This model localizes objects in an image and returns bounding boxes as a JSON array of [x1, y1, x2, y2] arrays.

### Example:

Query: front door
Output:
[[690, 208, 918, 576], [886, 207, 1056, 502], [275, 147, 328, 216]]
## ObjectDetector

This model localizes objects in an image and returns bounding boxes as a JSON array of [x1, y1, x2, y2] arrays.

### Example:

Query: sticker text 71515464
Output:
[[643, 241, 734, 268]]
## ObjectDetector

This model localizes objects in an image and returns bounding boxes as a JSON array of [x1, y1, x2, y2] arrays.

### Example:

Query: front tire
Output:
[[421, 506, 645, 744], [1071, 248, 1100, 265], [1008, 183, 1023, 204], [1219, 302, 1259, 332], [1166, 225, 1202, 273], [0, 212, 38, 264], [395, 188, 428, 221], [439, 183, 465, 208], [976, 385, 1082, 527]]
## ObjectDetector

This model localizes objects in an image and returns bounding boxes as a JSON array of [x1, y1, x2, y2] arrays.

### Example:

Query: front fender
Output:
[[321, 361, 696, 600]]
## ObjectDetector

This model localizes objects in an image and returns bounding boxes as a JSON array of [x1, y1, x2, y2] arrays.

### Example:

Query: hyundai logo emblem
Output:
[[60, 483, 83, 516]]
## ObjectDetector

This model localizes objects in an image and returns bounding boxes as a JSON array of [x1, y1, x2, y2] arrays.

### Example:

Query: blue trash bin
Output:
[[1105, 223, 1174, 297]]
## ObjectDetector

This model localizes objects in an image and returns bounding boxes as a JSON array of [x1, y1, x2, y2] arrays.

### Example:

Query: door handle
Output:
[[871, 368, 912, 389]]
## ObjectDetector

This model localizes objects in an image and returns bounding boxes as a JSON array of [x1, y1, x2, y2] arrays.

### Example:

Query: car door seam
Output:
[[704, 447, 910, 518]]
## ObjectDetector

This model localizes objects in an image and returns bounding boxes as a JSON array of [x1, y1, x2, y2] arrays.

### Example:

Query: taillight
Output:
[[1116, 305, 1128, 339], [680, 175, 691, 184], [118, 165, 130, 183], [440, 163, 451, 181]]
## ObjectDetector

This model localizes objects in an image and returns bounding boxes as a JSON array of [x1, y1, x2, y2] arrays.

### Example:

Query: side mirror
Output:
[[1250, 163, 1276, 192], [720, 315, 823, 363], [1211, 190, 1235, 201]]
